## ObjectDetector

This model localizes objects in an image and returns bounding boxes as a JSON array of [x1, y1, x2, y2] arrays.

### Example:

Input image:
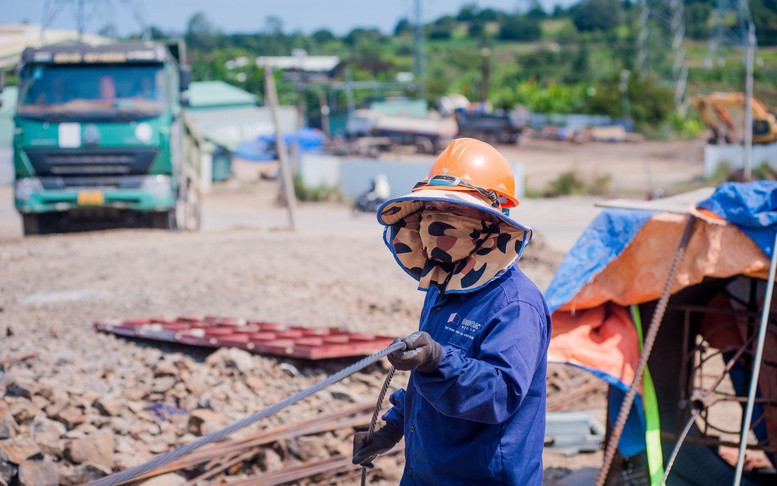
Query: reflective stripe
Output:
[[631, 304, 665, 485]]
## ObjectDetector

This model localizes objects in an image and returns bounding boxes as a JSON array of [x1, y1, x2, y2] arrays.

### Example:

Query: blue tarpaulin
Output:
[[545, 208, 655, 313], [233, 128, 325, 162], [698, 181, 777, 258]]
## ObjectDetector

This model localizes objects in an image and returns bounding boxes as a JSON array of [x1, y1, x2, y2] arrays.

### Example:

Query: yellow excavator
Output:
[[691, 92, 777, 145]]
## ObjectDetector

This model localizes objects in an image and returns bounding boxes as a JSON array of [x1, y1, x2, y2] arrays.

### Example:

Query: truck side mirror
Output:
[[179, 66, 191, 92], [0, 71, 5, 93]]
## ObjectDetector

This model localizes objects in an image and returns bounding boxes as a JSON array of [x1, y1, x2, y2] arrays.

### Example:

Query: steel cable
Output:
[[89, 341, 407, 486], [361, 366, 397, 486]]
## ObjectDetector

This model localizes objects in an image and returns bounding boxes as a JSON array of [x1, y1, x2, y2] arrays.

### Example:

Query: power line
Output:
[[40, 0, 149, 41], [704, 0, 754, 68], [635, 0, 688, 114]]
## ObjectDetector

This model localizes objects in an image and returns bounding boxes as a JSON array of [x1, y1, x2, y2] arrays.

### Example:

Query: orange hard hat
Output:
[[413, 138, 519, 208]]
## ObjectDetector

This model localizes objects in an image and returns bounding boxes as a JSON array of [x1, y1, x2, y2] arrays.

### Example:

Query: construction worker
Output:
[[352, 138, 551, 485]]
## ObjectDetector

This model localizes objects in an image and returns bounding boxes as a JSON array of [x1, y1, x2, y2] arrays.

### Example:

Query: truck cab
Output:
[[13, 42, 200, 235]]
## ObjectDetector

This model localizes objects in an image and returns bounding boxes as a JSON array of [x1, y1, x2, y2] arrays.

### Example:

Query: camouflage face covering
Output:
[[387, 203, 529, 293], [419, 209, 492, 263]]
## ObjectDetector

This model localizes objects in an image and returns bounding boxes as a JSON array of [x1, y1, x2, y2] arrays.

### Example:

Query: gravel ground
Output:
[[0, 187, 608, 484]]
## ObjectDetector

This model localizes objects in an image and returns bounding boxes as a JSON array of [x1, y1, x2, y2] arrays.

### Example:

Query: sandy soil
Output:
[[0, 137, 709, 484]]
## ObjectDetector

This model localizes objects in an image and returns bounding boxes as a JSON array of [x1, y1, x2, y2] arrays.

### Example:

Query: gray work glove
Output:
[[388, 331, 443, 373], [352, 424, 403, 467]]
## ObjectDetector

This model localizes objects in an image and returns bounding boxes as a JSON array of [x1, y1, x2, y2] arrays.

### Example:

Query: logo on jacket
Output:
[[444, 313, 482, 340]]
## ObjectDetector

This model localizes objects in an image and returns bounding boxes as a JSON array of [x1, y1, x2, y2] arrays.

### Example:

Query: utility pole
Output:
[[742, 22, 756, 181], [264, 62, 297, 231], [669, 0, 688, 115]]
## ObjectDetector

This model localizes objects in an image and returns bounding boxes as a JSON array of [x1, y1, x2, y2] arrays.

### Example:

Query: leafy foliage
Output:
[[167, 2, 777, 139]]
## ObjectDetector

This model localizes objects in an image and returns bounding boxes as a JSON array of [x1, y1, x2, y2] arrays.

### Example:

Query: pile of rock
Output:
[[1, 334, 405, 485]]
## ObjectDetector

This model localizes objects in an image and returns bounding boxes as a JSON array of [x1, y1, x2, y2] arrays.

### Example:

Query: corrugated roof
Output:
[[187, 81, 258, 109], [255, 56, 340, 72]]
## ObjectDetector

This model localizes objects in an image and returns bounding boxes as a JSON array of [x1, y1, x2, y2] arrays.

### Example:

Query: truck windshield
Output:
[[18, 64, 167, 120]]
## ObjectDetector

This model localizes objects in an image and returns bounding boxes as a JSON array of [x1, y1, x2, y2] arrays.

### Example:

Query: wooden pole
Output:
[[264, 62, 297, 230]]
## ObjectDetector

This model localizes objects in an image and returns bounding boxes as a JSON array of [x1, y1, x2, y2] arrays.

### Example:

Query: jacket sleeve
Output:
[[381, 388, 406, 433], [413, 300, 546, 424]]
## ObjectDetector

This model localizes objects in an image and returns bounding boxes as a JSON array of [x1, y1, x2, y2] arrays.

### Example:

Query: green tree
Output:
[[456, 3, 480, 21], [394, 18, 413, 36], [311, 29, 335, 45], [752, 0, 777, 45], [185, 11, 218, 51], [498, 15, 542, 41], [569, 0, 623, 32], [685, 3, 712, 40], [428, 16, 456, 40]]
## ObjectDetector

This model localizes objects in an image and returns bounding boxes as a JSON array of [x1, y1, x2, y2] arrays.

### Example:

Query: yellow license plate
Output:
[[77, 190, 105, 206]]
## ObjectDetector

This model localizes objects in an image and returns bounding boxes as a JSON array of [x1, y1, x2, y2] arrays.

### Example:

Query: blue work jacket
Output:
[[383, 265, 551, 485]]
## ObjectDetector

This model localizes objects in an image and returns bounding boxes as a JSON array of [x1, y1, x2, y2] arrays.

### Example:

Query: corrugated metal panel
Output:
[[94, 316, 395, 360], [187, 81, 258, 110]]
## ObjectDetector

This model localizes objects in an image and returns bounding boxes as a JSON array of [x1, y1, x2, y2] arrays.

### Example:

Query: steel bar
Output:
[[734, 231, 777, 486], [89, 341, 406, 486], [659, 432, 777, 454], [661, 408, 701, 485], [596, 216, 696, 486], [546, 377, 607, 412], [184, 450, 258, 486], [362, 366, 397, 486], [229, 455, 355, 486], [125, 404, 375, 483]]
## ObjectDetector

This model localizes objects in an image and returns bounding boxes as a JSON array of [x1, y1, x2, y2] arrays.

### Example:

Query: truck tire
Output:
[[22, 214, 43, 236], [181, 181, 201, 232], [150, 210, 176, 230]]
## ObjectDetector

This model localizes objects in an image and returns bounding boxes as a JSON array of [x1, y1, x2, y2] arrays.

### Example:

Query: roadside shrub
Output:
[[544, 170, 612, 196], [292, 175, 340, 202], [546, 170, 586, 196]]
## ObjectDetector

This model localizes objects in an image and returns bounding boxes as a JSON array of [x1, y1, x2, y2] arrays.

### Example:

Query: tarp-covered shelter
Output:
[[545, 181, 777, 485]]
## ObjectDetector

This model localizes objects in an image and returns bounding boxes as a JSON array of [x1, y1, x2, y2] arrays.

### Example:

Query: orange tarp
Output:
[[558, 213, 771, 313], [549, 213, 772, 384]]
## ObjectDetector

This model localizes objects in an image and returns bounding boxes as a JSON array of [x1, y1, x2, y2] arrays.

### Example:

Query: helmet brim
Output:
[[412, 184, 520, 208]]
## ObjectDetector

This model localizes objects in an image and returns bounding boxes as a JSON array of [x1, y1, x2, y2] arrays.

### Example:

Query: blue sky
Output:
[[3, 0, 576, 36]]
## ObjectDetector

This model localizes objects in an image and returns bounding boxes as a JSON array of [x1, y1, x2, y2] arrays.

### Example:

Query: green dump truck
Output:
[[12, 42, 201, 235]]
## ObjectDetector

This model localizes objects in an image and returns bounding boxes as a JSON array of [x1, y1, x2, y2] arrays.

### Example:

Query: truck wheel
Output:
[[150, 210, 176, 230], [22, 214, 43, 236], [182, 181, 201, 232], [415, 138, 434, 154]]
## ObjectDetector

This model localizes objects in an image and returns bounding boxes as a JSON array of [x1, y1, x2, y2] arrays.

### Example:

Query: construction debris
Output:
[[94, 316, 395, 360]]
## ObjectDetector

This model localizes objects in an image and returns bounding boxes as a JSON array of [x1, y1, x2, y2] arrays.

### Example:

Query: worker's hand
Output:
[[352, 424, 403, 467], [388, 331, 443, 373]]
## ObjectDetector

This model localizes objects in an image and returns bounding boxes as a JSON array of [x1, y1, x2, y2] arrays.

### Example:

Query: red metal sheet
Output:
[[94, 316, 395, 360]]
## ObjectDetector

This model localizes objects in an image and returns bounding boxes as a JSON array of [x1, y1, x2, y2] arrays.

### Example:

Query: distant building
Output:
[[252, 50, 343, 84], [184, 81, 297, 186]]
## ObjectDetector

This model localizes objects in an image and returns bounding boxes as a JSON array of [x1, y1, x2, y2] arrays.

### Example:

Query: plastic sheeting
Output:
[[233, 128, 325, 162]]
